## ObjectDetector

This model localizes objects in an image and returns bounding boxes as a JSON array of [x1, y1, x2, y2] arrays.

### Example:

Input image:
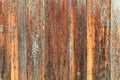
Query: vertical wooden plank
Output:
[[0, 0, 5, 79], [111, 0, 120, 80], [9, 0, 19, 80], [70, 0, 87, 80], [87, 0, 110, 80], [39, 0, 46, 79], [45, 0, 69, 80], [93, 0, 110, 80], [1, 0, 11, 80], [58, 0, 69, 80], [87, 0, 95, 80], [17, 0, 27, 80], [26, 0, 45, 80]]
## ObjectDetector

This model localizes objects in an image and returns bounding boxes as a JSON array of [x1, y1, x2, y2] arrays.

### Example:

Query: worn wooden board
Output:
[[111, 0, 120, 80], [17, 0, 27, 80], [45, 0, 69, 80], [87, 0, 111, 80], [0, 0, 11, 80], [70, 0, 87, 80], [0, 0, 120, 80], [26, 0, 45, 80]]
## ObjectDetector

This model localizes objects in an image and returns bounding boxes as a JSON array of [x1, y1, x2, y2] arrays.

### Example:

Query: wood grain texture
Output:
[[111, 0, 120, 80], [9, 0, 19, 80], [26, 0, 45, 80], [0, 0, 11, 80], [87, 0, 95, 79], [0, 0, 6, 79], [71, 0, 87, 80], [45, 0, 69, 80], [87, 0, 110, 80], [0, 0, 120, 80], [17, 0, 27, 80], [93, 0, 110, 80]]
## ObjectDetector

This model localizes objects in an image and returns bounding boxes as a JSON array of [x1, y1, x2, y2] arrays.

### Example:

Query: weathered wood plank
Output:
[[87, 0, 95, 79], [9, 0, 19, 80], [0, 0, 119, 80], [93, 0, 110, 80], [17, 0, 27, 80], [87, 0, 110, 80], [26, 0, 45, 80], [111, 0, 120, 80], [1, 0, 11, 80], [0, 0, 5, 79], [45, 0, 69, 80], [70, 0, 87, 80]]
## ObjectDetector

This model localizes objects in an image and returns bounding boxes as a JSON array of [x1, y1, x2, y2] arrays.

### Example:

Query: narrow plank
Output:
[[9, 0, 19, 80], [58, 0, 69, 80], [26, 0, 45, 80], [17, 0, 27, 80], [87, 0, 110, 80], [87, 0, 95, 79], [111, 0, 120, 80], [1, 0, 11, 80], [39, 1, 46, 79], [71, 0, 87, 80], [0, 0, 5, 79], [93, 0, 110, 80], [45, 0, 69, 80]]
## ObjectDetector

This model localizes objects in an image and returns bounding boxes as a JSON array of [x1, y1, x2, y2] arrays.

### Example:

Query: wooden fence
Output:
[[0, 0, 120, 80]]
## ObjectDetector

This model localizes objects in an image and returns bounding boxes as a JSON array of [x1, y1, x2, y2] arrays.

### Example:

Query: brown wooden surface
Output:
[[111, 0, 120, 80], [87, 0, 110, 80], [0, 0, 120, 80]]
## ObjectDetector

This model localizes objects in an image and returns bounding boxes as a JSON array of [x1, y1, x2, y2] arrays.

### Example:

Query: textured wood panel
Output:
[[9, 0, 19, 80], [0, 0, 11, 80], [70, 0, 87, 80], [87, 0, 111, 80], [111, 0, 120, 80], [17, 0, 27, 80], [26, 0, 45, 80], [0, 0, 120, 80], [45, 0, 69, 80]]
